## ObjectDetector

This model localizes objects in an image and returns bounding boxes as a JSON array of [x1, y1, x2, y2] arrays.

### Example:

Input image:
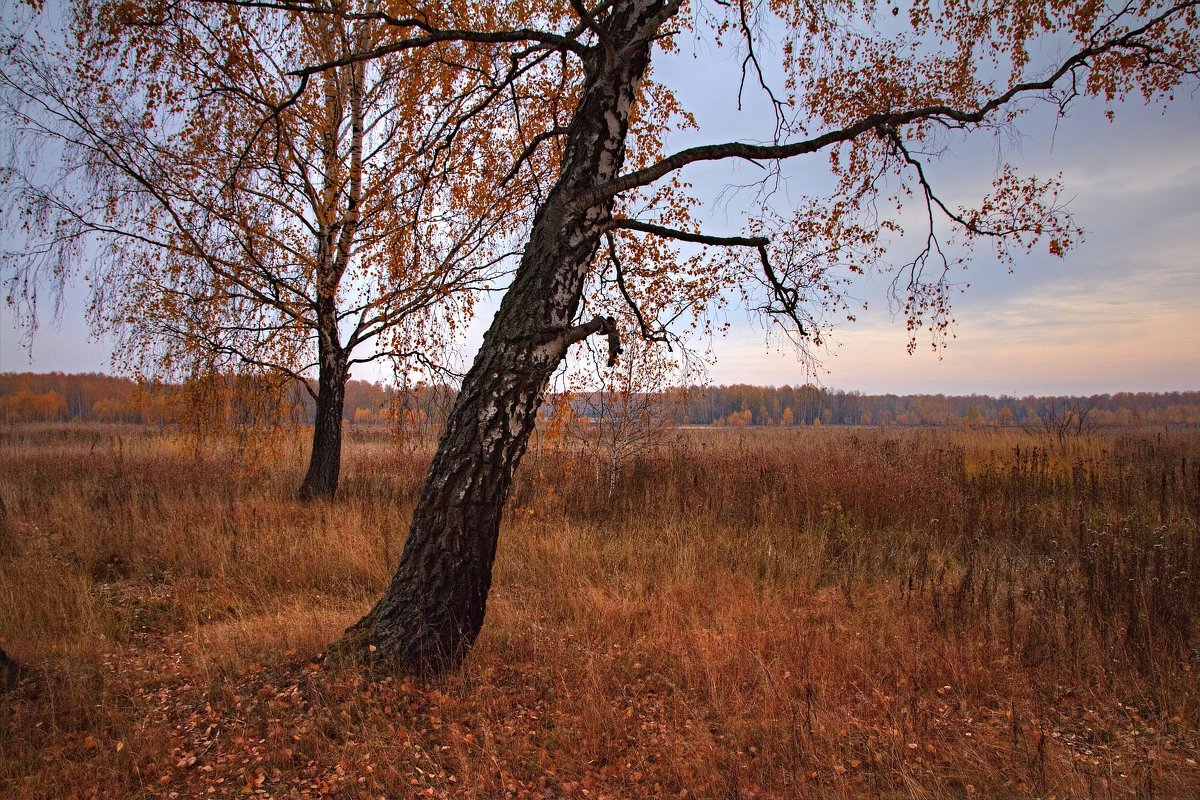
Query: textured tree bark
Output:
[[298, 314, 349, 501], [329, 0, 673, 675]]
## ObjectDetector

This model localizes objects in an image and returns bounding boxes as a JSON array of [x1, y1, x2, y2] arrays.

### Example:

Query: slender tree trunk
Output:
[[299, 319, 348, 501], [329, 0, 671, 675], [298, 46, 362, 502]]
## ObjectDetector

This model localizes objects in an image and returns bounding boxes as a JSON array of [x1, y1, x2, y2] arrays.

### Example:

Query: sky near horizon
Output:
[[2, 12, 1199, 397], [705, 96, 1200, 395]]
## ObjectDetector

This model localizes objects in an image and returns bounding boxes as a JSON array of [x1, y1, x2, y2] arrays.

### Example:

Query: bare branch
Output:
[[563, 314, 622, 366], [756, 245, 808, 338], [734, 0, 787, 136], [606, 217, 768, 248]]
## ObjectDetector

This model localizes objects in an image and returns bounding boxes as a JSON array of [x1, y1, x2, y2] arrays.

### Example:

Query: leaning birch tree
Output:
[[12, 0, 1200, 673], [295, 0, 1197, 674]]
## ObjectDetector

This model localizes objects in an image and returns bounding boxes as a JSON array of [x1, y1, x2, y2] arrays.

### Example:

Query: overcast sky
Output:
[[3, 14, 1198, 396]]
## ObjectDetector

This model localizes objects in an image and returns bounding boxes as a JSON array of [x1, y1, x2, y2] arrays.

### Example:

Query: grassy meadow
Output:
[[1, 423, 1199, 798]]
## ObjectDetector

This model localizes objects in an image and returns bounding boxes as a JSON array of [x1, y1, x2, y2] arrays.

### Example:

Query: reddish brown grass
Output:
[[2, 423, 1199, 798]]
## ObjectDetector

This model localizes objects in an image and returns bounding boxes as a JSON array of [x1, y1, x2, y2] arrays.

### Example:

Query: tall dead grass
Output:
[[1, 423, 1198, 798]]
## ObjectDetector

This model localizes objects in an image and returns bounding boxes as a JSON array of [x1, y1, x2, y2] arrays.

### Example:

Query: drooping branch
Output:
[[603, 230, 670, 346], [600, 218, 810, 343], [733, 0, 787, 135], [882, 128, 954, 296], [883, 128, 982, 238], [756, 245, 808, 338], [884, 126, 1073, 245]]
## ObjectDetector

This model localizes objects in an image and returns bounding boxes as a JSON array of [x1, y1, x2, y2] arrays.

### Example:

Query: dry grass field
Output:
[[2, 423, 1199, 798]]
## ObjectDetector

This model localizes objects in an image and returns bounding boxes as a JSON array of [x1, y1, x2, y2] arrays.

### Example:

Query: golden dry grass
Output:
[[1, 423, 1199, 798]]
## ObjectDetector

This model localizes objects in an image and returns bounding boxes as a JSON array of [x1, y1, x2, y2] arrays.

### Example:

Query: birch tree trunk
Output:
[[298, 55, 362, 502], [330, 0, 673, 674], [298, 338, 348, 501], [298, 283, 349, 501]]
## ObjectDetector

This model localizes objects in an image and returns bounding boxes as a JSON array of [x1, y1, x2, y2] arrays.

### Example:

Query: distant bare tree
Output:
[[563, 337, 690, 495], [1030, 396, 1102, 440]]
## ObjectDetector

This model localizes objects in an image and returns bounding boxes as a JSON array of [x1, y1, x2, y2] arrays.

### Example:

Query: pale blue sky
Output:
[[702, 95, 1200, 394], [3, 13, 1199, 396], [653, 29, 1200, 395]]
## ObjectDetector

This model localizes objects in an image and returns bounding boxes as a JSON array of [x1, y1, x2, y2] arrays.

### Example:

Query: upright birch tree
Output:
[[1, 1, 530, 498]]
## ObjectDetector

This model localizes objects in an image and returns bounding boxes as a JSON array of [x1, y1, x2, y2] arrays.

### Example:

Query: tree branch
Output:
[[756, 245, 807, 338], [734, 0, 787, 135], [603, 230, 670, 346], [575, 0, 1200, 206], [498, 126, 570, 187], [606, 217, 768, 248], [568, 0, 614, 53], [563, 314, 622, 366], [290, 27, 587, 77]]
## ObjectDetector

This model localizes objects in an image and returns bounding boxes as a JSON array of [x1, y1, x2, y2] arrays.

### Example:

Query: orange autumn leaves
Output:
[[6, 0, 1197, 382]]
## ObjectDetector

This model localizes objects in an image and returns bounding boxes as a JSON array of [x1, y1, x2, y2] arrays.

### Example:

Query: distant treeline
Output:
[[2, 372, 1198, 429], [676, 385, 1200, 428], [0, 372, 453, 428]]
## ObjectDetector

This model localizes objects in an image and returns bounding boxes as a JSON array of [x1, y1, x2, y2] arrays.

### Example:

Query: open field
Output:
[[2, 424, 1200, 798]]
